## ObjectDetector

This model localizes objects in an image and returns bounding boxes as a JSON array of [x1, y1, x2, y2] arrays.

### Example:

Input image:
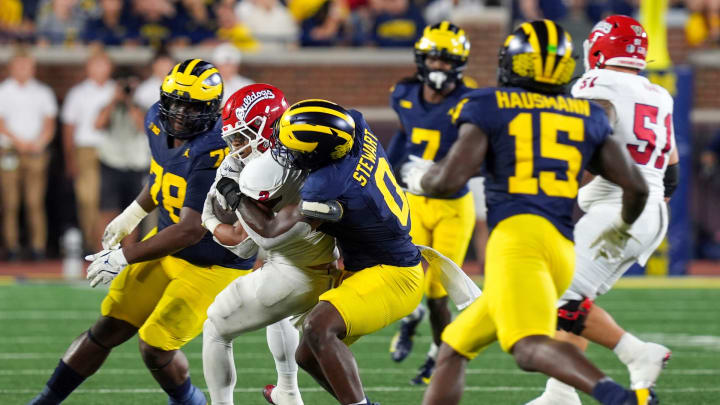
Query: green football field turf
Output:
[[0, 282, 718, 404]]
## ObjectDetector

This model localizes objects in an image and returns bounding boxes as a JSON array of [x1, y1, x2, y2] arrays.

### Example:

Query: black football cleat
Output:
[[390, 306, 426, 362], [410, 356, 436, 386]]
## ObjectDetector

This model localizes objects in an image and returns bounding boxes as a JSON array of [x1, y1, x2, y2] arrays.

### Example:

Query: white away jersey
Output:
[[237, 151, 338, 266], [571, 69, 675, 209]]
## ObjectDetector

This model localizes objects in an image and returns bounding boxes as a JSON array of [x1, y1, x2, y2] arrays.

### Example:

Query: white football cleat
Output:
[[525, 378, 582, 405], [264, 384, 304, 405], [628, 343, 672, 389]]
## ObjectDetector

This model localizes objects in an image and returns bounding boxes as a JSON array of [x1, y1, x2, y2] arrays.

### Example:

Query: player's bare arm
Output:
[[420, 122, 488, 197], [212, 222, 249, 246], [589, 136, 649, 225], [122, 206, 206, 263]]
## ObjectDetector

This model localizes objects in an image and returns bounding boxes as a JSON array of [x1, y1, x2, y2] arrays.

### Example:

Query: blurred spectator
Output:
[[95, 70, 150, 247], [424, 0, 484, 26], [235, 0, 298, 49], [173, 0, 218, 46], [289, 0, 349, 46], [369, 0, 426, 47], [61, 50, 115, 251], [215, 1, 258, 51], [686, 0, 720, 46], [133, 49, 175, 111], [35, 0, 91, 46], [129, 0, 178, 49], [82, 0, 139, 46], [0, 48, 57, 261], [511, 0, 567, 27], [212, 43, 254, 104], [700, 129, 720, 176]]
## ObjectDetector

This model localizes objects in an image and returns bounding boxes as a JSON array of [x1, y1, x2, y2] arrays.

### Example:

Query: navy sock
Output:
[[44, 360, 86, 402], [164, 377, 194, 402], [592, 378, 630, 405]]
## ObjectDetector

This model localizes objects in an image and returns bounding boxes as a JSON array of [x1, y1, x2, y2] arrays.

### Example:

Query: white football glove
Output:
[[85, 248, 128, 288], [102, 201, 148, 249], [202, 188, 223, 235], [590, 217, 633, 262], [401, 155, 434, 195]]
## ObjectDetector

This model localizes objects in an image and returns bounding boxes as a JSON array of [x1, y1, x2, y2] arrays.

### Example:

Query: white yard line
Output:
[[1, 386, 719, 394], [1, 368, 718, 376]]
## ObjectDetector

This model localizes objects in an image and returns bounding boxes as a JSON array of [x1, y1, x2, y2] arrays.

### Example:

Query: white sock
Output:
[[202, 319, 235, 405], [427, 342, 439, 360], [545, 377, 577, 397], [347, 399, 368, 405], [614, 332, 645, 365], [266, 318, 300, 393], [403, 304, 425, 322]]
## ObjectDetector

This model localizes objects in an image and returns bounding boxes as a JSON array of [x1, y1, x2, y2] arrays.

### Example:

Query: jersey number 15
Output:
[[508, 112, 584, 198]]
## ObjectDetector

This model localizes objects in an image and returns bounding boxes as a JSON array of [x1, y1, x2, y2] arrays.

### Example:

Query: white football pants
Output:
[[561, 201, 668, 303], [202, 261, 338, 405]]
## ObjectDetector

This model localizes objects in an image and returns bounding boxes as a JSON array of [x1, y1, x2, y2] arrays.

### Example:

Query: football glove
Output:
[[401, 155, 434, 195], [101, 201, 148, 249], [216, 176, 242, 211], [590, 217, 633, 262], [202, 188, 223, 235], [85, 248, 128, 288]]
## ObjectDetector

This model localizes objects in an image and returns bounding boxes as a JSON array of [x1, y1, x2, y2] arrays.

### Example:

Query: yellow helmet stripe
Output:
[[279, 125, 320, 152], [289, 106, 354, 123], [552, 32, 574, 81], [521, 22, 544, 82], [543, 19, 558, 80], [183, 59, 202, 76]]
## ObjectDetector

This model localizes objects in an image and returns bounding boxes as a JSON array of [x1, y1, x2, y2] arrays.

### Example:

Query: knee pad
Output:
[[557, 298, 593, 335]]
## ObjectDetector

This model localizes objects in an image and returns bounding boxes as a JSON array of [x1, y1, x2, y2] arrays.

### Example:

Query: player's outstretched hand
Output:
[[401, 156, 434, 195], [590, 217, 633, 262], [85, 248, 128, 288], [102, 201, 148, 249]]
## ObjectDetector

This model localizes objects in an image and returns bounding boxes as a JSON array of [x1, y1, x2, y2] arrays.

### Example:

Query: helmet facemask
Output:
[[159, 93, 221, 139], [415, 50, 466, 92], [222, 114, 271, 164]]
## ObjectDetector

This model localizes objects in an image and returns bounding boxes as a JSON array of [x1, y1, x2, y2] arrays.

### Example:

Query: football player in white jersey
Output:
[[527, 15, 678, 405], [200, 85, 341, 405]]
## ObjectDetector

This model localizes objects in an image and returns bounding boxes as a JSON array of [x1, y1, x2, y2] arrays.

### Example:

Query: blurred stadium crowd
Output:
[[1, 0, 720, 265], [3, 0, 719, 49]]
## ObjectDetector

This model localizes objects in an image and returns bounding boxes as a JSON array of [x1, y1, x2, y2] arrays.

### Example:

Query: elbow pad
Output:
[[236, 213, 312, 251], [300, 200, 343, 222], [664, 163, 679, 198]]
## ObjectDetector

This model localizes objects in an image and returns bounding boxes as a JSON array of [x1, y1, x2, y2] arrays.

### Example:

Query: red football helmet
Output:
[[584, 15, 648, 71], [221, 83, 289, 163]]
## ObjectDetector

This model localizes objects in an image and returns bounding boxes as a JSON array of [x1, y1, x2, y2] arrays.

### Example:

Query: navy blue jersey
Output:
[[388, 80, 474, 198], [145, 103, 255, 269], [455, 87, 612, 240], [300, 110, 421, 271]]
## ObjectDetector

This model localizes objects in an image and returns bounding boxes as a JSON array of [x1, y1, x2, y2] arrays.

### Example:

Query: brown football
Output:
[[212, 197, 239, 224]]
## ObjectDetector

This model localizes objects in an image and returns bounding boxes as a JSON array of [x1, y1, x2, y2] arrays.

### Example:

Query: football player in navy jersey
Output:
[[29, 59, 253, 405], [386, 21, 484, 384], [406, 21, 657, 405], [232, 99, 423, 405]]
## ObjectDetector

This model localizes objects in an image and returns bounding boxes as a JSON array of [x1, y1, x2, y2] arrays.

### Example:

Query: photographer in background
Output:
[[94, 69, 150, 249]]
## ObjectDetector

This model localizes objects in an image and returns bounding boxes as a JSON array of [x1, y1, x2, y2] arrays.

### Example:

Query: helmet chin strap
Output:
[[427, 70, 449, 91]]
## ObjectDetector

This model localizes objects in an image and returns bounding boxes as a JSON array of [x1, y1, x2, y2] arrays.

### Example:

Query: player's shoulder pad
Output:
[[238, 152, 288, 201], [570, 69, 618, 100], [390, 78, 420, 101], [461, 76, 479, 89], [144, 103, 163, 138], [189, 120, 227, 170], [453, 87, 496, 125], [302, 164, 346, 201], [300, 199, 343, 222]]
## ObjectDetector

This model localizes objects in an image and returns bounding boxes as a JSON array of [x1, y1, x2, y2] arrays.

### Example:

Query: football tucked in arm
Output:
[[212, 196, 239, 224]]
